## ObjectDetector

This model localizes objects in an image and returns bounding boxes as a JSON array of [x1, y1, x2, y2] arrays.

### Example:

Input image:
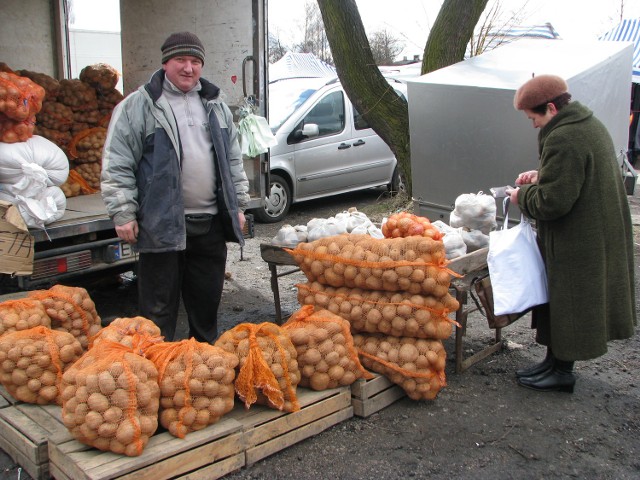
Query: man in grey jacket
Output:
[[101, 31, 250, 343]]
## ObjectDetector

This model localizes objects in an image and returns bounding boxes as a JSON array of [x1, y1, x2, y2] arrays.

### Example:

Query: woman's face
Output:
[[524, 106, 555, 129]]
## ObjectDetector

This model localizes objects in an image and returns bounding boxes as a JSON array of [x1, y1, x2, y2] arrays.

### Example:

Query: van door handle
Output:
[[338, 143, 351, 150], [353, 140, 365, 146]]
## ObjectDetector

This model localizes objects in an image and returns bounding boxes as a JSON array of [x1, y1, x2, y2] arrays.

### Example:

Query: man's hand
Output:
[[116, 220, 139, 244], [238, 212, 246, 232]]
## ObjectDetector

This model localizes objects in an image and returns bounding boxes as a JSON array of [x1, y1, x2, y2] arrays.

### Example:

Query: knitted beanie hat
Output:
[[161, 32, 205, 64], [513, 74, 568, 110]]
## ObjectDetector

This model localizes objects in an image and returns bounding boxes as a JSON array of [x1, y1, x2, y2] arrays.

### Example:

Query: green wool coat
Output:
[[518, 101, 637, 361]]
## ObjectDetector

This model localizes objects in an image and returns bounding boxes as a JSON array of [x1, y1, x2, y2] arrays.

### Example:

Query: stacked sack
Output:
[[288, 211, 461, 400], [6, 62, 123, 198]]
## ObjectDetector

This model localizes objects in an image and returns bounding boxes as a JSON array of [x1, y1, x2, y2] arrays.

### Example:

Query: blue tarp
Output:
[[600, 18, 640, 83]]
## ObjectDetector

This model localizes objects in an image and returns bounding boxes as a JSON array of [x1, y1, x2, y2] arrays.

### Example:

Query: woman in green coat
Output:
[[507, 74, 637, 393]]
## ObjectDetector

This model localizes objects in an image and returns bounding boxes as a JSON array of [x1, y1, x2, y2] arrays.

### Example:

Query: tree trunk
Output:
[[317, 0, 412, 195], [422, 0, 489, 74]]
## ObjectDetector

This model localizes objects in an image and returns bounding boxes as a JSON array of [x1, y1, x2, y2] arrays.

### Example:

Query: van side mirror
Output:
[[302, 123, 320, 138]]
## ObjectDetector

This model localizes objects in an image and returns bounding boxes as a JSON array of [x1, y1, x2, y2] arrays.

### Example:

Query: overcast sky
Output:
[[71, 0, 640, 61]]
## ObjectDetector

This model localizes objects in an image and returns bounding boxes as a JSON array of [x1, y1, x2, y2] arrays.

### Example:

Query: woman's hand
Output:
[[506, 187, 520, 205], [515, 170, 538, 185]]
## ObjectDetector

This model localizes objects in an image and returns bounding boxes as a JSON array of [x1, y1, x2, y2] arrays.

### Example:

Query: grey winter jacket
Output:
[[101, 69, 250, 252]]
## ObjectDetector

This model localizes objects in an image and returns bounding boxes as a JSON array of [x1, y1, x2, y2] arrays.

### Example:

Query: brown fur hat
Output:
[[513, 74, 568, 110]]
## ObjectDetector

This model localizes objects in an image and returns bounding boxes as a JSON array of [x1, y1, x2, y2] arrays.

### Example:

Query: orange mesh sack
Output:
[[16, 70, 61, 101], [60, 169, 98, 198], [353, 333, 447, 401], [145, 338, 238, 438], [287, 234, 456, 297], [58, 79, 98, 112], [282, 305, 373, 390], [0, 112, 36, 143], [297, 281, 459, 340], [215, 322, 300, 412], [0, 326, 83, 404], [68, 127, 106, 163], [382, 211, 443, 240], [29, 285, 102, 351], [60, 340, 160, 456], [0, 299, 51, 336], [36, 101, 74, 131], [0, 72, 45, 122], [90, 316, 163, 353], [73, 163, 101, 190]]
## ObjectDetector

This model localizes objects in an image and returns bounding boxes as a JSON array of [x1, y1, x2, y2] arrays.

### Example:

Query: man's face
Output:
[[163, 56, 203, 93]]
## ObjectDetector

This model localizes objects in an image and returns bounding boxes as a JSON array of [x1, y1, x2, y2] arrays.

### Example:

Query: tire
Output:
[[388, 166, 406, 196], [253, 173, 291, 223]]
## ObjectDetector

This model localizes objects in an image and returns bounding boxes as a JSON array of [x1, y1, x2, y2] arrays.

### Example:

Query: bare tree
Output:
[[469, 0, 531, 57], [268, 31, 289, 64], [296, 1, 332, 63], [317, 0, 489, 197], [369, 29, 405, 65]]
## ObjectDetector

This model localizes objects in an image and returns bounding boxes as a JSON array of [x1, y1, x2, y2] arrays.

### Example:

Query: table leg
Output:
[[268, 263, 282, 324]]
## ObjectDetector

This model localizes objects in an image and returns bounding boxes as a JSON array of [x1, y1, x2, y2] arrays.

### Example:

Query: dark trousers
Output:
[[137, 215, 227, 343]]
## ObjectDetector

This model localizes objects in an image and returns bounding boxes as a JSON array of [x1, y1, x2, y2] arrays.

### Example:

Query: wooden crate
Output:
[[227, 386, 353, 466], [48, 417, 245, 480], [350, 373, 406, 418], [0, 403, 72, 480]]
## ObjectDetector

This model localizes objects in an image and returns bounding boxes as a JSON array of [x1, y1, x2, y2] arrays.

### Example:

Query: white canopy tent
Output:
[[600, 18, 640, 83], [269, 52, 336, 83]]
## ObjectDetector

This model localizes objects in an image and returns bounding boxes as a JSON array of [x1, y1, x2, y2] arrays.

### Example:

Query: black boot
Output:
[[516, 348, 555, 378], [517, 360, 575, 393]]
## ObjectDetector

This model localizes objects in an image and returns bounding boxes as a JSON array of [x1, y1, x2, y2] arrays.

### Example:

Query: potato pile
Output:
[[29, 285, 102, 351], [353, 333, 446, 400], [146, 339, 238, 438], [297, 282, 458, 340], [60, 341, 160, 457], [0, 71, 44, 143], [2, 62, 123, 197], [282, 306, 372, 390], [382, 211, 443, 241], [0, 299, 51, 336], [215, 322, 301, 412], [91, 316, 162, 352], [289, 234, 450, 296], [0, 326, 83, 404]]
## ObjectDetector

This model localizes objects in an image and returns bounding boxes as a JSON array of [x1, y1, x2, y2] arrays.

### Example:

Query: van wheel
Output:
[[388, 166, 406, 196], [253, 174, 291, 223]]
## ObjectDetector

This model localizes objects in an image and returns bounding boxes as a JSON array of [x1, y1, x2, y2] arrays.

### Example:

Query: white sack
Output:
[[0, 135, 69, 186]]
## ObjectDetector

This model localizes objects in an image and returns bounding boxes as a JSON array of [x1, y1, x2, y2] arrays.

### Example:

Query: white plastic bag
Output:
[[450, 192, 497, 234], [238, 113, 278, 157], [487, 211, 548, 316]]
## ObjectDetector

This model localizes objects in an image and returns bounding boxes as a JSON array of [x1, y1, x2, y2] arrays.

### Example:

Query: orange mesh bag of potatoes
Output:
[[36, 101, 74, 131], [382, 211, 443, 240], [79, 64, 120, 93], [58, 79, 98, 112], [33, 124, 72, 150], [0, 72, 45, 122], [353, 333, 446, 401], [0, 299, 51, 336], [0, 112, 36, 143], [297, 281, 459, 340], [145, 338, 238, 438], [287, 234, 458, 297], [60, 340, 160, 456], [29, 285, 101, 351], [73, 163, 101, 190], [0, 326, 83, 404], [16, 70, 61, 101], [215, 322, 300, 412], [282, 305, 373, 390], [59, 169, 98, 198], [68, 127, 106, 163], [90, 316, 163, 353]]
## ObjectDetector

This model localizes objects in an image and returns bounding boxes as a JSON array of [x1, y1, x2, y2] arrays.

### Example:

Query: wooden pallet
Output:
[[48, 417, 245, 480], [0, 402, 72, 480], [227, 386, 353, 466], [350, 373, 406, 418]]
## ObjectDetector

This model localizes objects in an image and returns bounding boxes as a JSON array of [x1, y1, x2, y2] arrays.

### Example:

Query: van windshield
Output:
[[268, 77, 334, 133]]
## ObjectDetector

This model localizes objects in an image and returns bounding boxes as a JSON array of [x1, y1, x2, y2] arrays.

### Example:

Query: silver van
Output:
[[251, 76, 406, 223]]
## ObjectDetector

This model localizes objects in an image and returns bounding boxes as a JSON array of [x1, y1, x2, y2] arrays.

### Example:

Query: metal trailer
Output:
[[0, 0, 269, 290], [407, 39, 634, 222]]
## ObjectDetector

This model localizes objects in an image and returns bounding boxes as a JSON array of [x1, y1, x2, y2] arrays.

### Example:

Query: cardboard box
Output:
[[0, 201, 34, 275]]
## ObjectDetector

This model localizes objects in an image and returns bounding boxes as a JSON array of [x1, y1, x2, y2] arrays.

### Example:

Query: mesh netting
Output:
[[29, 285, 102, 351], [0, 299, 51, 336], [353, 333, 447, 401], [215, 322, 300, 412], [90, 316, 163, 353], [36, 101, 73, 131], [381, 211, 443, 240], [79, 64, 120, 93], [297, 282, 459, 339], [60, 340, 160, 456], [282, 305, 373, 390], [145, 338, 238, 438], [0, 72, 45, 122], [287, 234, 458, 296], [0, 326, 83, 405]]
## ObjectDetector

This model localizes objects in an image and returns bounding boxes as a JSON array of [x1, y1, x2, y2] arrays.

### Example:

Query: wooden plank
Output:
[[0, 385, 20, 405], [245, 406, 353, 465], [49, 418, 243, 480], [447, 247, 488, 276], [0, 395, 9, 409], [242, 389, 351, 448], [350, 374, 395, 400], [17, 404, 67, 437], [352, 385, 406, 418], [174, 452, 245, 480], [49, 461, 72, 480], [0, 407, 48, 464], [0, 428, 46, 480]]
